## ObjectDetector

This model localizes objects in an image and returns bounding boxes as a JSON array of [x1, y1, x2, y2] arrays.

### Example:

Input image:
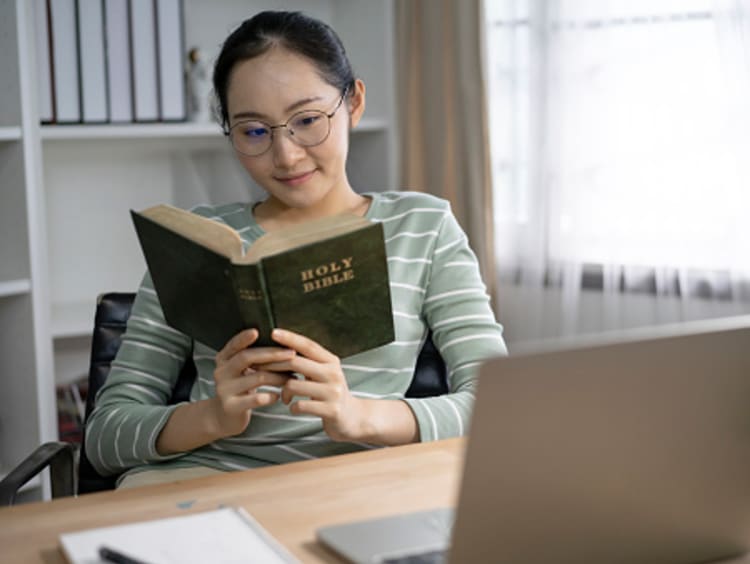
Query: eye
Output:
[[240, 123, 270, 140], [291, 112, 323, 130]]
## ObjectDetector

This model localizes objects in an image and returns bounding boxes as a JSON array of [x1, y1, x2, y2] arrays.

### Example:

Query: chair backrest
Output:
[[79, 292, 448, 493], [79, 293, 197, 493]]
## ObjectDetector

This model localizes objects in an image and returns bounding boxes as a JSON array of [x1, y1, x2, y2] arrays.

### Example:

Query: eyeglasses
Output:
[[228, 89, 348, 157]]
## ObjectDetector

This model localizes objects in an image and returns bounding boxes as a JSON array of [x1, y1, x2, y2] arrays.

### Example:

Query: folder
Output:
[[129, 0, 159, 121], [33, 0, 54, 123], [49, 0, 81, 123], [77, 0, 108, 123], [104, 0, 133, 123], [156, 0, 186, 121]]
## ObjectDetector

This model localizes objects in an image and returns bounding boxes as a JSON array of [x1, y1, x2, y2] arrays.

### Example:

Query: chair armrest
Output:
[[0, 442, 78, 506]]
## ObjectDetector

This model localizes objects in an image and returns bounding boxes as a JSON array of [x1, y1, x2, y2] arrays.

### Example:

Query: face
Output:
[[225, 47, 365, 213]]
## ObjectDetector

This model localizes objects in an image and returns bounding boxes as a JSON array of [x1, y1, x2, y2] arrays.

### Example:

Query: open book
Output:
[[131, 204, 394, 357]]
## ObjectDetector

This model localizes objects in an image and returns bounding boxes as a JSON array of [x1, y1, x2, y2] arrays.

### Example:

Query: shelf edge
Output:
[[0, 126, 22, 141], [0, 279, 32, 298]]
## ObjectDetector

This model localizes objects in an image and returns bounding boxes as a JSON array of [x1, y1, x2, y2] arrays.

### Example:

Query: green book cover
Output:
[[131, 206, 394, 357]]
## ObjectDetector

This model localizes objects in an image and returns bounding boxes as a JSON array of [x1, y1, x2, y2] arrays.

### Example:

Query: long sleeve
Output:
[[402, 203, 507, 441], [84, 278, 193, 475], [84, 195, 508, 476]]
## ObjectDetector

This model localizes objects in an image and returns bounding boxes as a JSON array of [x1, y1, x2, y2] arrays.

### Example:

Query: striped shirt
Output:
[[85, 191, 507, 480]]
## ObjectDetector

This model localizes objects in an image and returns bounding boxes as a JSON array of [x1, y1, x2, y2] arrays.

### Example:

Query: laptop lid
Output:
[[317, 507, 453, 563], [450, 317, 750, 563]]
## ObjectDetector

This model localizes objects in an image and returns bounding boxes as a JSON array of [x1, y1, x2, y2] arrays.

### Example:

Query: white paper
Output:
[[59, 507, 299, 564]]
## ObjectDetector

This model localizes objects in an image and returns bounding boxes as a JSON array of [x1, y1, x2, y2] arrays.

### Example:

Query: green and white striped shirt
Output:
[[86, 191, 507, 480]]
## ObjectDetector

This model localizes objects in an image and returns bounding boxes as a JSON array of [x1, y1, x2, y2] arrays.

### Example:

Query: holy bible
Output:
[[130, 204, 394, 357]]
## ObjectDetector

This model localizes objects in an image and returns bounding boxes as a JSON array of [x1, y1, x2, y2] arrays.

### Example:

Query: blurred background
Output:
[[398, 0, 750, 348]]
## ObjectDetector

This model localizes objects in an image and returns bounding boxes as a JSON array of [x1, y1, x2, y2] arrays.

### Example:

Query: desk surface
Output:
[[0, 438, 465, 563]]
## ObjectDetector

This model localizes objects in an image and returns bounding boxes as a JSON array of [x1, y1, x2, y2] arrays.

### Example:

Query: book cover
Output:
[[131, 206, 395, 358]]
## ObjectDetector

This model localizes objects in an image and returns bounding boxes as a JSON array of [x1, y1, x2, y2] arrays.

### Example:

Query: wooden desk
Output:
[[0, 438, 465, 563]]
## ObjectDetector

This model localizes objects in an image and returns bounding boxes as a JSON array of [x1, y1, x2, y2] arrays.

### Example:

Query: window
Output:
[[485, 0, 750, 297]]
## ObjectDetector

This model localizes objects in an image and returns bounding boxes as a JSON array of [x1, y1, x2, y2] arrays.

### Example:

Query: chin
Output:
[[275, 190, 329, 211]]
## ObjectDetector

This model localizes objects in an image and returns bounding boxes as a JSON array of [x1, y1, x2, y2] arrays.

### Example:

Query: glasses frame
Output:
[[227, 88, 349, 157]]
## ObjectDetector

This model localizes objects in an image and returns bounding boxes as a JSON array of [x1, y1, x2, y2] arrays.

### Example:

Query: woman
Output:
[[86, 10, 507, 488]]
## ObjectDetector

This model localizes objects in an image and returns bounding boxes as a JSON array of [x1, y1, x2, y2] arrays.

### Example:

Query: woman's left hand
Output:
[[258, 328, 367, 442]]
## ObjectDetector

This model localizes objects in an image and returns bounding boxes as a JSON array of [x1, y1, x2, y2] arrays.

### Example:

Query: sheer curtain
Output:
[[485, 0, 750, 338]]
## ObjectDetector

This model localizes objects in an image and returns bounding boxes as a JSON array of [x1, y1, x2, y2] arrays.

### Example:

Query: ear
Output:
[[348, 79, 366, 129]]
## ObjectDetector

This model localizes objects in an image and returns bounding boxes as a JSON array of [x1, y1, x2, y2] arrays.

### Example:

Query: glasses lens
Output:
[[231, 121, 271, 156], [288, 110, 329, 146]]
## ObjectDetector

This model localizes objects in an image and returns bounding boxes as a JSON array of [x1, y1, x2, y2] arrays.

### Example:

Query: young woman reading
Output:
[[86, 10, 508, 489]]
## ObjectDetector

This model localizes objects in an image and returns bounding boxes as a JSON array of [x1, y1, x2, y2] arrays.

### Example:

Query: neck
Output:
[[254, 189, 370, 232]]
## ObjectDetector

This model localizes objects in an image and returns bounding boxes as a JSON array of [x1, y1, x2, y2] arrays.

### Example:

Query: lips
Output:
[[274, 170, 316, 187]]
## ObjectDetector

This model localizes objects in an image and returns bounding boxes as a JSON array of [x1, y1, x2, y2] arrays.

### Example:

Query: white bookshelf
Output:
[[41, 121, 222, 140], [0, 0, 397, 502], [0, 279, 32, 298], [0, 126, 22, 141], [0, 0, 57, 503]]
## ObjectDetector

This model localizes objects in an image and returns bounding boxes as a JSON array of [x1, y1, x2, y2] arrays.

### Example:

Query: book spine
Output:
[[155, 0, 186, 121], [34, 0, 54, 123], [129, 0, 159, 121], [49, 0, 81, 123], [104, 0, 133, 123], [77, 0, 108, 123], [231, 264, 276, 347]]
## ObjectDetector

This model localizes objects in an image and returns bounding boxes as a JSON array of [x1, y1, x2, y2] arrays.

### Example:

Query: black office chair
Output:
[[0, 292, 447, 505]]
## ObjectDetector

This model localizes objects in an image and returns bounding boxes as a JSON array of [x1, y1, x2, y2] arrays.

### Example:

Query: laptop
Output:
[[317, 316, 750, 564]]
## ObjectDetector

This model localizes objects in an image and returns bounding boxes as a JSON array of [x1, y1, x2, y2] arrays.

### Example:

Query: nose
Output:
[[271, 128, 306, 168]]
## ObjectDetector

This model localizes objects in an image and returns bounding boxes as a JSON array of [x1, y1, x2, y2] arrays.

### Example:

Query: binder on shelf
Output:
[[129, 0, 159, 122], [49, 0, 80, 123], [77, 0, 108, 123], [33, 0, 55, 123], [104, 0, 133, 123], [156, 0, 186, 121]]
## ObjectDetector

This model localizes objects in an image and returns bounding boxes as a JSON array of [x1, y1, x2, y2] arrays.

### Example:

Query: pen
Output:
[[98, 545, 153, 564]]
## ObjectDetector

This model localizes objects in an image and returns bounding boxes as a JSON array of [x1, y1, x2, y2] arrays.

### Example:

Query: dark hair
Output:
[[212, 11, 356, 132]]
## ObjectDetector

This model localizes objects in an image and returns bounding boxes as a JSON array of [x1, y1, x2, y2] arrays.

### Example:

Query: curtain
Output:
[[395, 0, 497, 301], [485, 0, 750, 308]]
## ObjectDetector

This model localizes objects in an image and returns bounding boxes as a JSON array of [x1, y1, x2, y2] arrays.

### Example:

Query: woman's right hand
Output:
[[210, 328, 296, 437]]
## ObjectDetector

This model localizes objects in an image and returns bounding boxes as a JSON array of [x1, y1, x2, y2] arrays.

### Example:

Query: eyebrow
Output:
[[231, 95, 325, 121]]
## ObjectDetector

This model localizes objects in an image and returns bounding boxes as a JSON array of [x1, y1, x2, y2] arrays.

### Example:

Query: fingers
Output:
[[287, 398, 332, 418], [271, 329, 337, 362], [255, 355, 323, 381], [229, 390, 281, 411], [216, 343, 296, 385], [218, 368, 292, 398], [215, 329, 258, 364], [280, 377, 343, 405]]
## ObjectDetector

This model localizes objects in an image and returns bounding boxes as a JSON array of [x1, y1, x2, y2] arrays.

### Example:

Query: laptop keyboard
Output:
[[382, 549, 448, 564]]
